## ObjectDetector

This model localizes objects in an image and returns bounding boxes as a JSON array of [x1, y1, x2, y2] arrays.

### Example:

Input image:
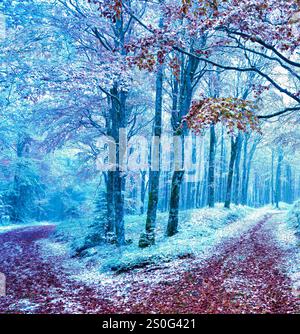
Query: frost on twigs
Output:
[[183, 97, 261, 135]]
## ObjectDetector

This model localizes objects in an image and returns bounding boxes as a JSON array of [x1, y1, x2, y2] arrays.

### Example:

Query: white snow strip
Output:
[[215, 207, 273, 241], [0, 221, 55, 234], [66, 207, 272, 288], [276, 221, 298, 248], [271, 209, 300, 297]]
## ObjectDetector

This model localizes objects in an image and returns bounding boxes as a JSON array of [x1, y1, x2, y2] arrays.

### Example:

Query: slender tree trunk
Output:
[[110, 84, 127, 246], [114, 170, 125, 245], [140, 170, 147, 215], [195, 148, 202, 208], [218, 127, 226, 202], [207, 125, 216, 207], [166, 54, 200, 236], [224, 135, 239, 209], [275, 148, 283, 209], [264, 179, 270, 205], [106, 171, 115, 234], [244, 139, 259, 206], [233, 133, 243, 205], [241, 134, 249, 205], [285, 164, 293, 204], [166, 170, 185, 236], [105, 15, 128, 247], [200, 147, 208, 208], [254, 173, 259, 207], [271, 149, 274, 205], [10, 133, 31, 223], [163, 172, 170, 212], [139, 62, 164, 248]]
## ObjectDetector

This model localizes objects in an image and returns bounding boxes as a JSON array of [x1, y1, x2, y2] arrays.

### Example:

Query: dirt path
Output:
[[0, 226, 114, 313], [119, 214, 299, 313], [0, 214, 299, 314]]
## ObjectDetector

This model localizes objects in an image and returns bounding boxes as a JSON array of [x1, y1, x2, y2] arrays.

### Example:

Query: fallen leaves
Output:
[[0, 216, 299, 314]]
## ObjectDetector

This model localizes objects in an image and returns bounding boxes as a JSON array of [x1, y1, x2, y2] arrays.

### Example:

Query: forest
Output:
[[0, 0, 300, 315]]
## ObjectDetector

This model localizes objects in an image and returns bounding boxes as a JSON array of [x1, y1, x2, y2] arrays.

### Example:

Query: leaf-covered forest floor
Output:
[[48, 205, 254, 274], [0, 210, 299, 314]]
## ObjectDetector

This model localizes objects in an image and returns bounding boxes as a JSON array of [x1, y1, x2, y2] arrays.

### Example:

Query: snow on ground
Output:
[[271, 202, 300, 298], [2, 204, 297, 314], [275, 216, 298, 248], [0, 221, 54, 234], [36, 204, 278, 289]]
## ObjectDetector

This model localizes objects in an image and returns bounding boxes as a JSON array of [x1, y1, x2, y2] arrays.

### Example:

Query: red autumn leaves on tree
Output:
[[87, 0, 123, 21], [183, 97, 261, 134]]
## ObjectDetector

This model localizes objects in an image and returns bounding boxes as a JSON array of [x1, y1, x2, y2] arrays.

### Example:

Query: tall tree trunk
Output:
[[10, 133, 31, 223], [166, 170, 185, 236], [218, 127, 226, 202], [271, 149, 274, 205], [241, 135, 259, 206], [114, 169, 125, 246], [103, 14, 128, 247], [207, 125, 216, 207], [111, 84, 127, 246], [224, 135, 239, 209], [140, 170, 147, 215], [275, 148, 283, 209], [244, 139, 259, 206], [162, 172, 170, 212], [285, 163, 293, 204], [200, 153, 208, 208], [241, 134, 249, 205], [166, 54, 200, 237], [139, 62, 164, 248], [106, 171, 115, 234], [233, 133, 243, 205], [254, 173, 259, 207]]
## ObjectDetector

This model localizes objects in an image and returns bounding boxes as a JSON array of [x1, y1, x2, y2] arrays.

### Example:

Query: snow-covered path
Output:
[[0, 225, 114, 313], [0, 214, 299, 314], [120, 214, 299, 313]]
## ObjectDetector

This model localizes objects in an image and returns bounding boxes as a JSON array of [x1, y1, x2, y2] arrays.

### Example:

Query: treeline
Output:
[[126, 134, 299, 217]]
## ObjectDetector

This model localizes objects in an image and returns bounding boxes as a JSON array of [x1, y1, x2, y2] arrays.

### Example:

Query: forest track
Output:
[[0, 213, 299, 314], [120, 213, 299, 314]]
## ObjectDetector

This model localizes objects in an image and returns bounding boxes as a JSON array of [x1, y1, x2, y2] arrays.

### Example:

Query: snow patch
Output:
[[9, 299, 40, 313], [271, 206, 300, 298], [37, 238, 68, 257], [276, 221, 298, 248], [0, 221, 54, 234], [44, 205, 279, 290]]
